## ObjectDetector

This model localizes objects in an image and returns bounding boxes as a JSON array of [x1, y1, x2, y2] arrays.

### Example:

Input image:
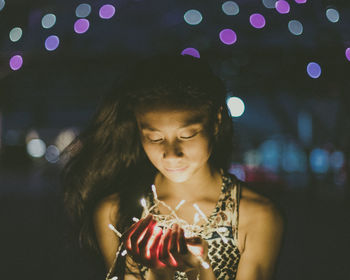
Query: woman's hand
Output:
[[159, 224, 209, 273], [123, 216, 209, 277], [123, 215, 166, 268]]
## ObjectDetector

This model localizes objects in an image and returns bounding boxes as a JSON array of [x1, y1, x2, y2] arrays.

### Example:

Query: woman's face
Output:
[[135, 107, 214, 183]]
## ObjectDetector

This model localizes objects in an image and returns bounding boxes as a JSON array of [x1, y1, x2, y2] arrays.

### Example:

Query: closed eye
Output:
[[179, 131, 199, 140], [147, 137, 164, 143]]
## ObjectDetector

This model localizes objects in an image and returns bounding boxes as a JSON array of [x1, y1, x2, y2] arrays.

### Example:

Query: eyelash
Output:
[[147, 132, 199, 143]]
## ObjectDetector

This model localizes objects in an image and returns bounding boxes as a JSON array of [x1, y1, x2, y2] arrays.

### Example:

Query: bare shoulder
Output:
[[94, 193, 120, 224], [93, 193, 121, 269], [238, 185, 284, 250], [240, 185, 283, 223]]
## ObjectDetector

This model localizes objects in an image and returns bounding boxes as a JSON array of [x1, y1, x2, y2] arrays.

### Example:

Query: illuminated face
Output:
[[136, 108, 213, 183]]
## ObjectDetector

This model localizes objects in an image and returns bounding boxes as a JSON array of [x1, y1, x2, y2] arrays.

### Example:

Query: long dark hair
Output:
[[61, 54, 234, 270]]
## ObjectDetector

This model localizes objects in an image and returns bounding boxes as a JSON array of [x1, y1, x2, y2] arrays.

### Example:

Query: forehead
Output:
[[135, 108, 206, 130]]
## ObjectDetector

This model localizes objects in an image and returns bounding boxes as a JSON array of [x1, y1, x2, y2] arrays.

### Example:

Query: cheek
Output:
[[185, 138, 212, 160], [142, 143, 162, 163]]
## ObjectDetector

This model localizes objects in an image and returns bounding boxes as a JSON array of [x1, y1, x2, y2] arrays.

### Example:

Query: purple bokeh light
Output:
[[219, 29, 237, 45], [249, 13, 266, 29], [181, 48, 200, 58], [9, 55, 23, 71], [275, 0, 290, 14], [45, 35, 60, 51], [307, 62, 321, 79], [294, 0, 307, 3], [74, 18, 90, 34], [99, 4, 115, 19], [345, 48, 350, 62]]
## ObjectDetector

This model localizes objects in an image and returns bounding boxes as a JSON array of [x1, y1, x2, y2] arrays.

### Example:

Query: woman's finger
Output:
[[178, 227, 188, 255], [138, 219, 157, 257], [168, 225, 179, 267], [150, 228, 165, 267], [125, 215, 153, 252], [159, 228, 172, 266]]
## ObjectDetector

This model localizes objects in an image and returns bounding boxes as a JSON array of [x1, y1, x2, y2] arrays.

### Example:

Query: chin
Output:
[[162, 169, 192, 183]]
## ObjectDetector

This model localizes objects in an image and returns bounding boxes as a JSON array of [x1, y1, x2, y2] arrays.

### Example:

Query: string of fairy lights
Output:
[[105, 183, 235, 280], [3, 0, 350, 77]]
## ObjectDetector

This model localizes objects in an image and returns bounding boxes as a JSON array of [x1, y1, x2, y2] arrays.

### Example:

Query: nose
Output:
[[162, 140, 183, 159]]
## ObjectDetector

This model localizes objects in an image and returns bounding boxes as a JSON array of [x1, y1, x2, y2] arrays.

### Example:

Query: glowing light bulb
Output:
[[45, 35, 60, 51], [326, 8, 340, 23], [184, 9, 202, 25], [306, 62, 321, 79], [9, 55, 23, 71], [222, 1, 239, 15], [181, 47, 200, 58], [9, 27, 22, 42], [41, 13, 56, 29], [219, 29, 237, 45], [275, 0, 290, 14], [99, 4, 116, 19], [74, 18, 90, 34], [76, 3, 91, 18], [249, 13, 266, 29], [288, 20, 303, 35]]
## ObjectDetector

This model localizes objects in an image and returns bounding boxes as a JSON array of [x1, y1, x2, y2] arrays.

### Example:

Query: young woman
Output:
[[62, 55, 284, 280]]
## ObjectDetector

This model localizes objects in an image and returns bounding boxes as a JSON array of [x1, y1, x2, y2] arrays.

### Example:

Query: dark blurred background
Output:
[[1, 0, 350, 279]]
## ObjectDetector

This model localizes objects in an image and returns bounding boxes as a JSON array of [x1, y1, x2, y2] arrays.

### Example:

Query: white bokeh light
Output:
[[227, 97, 245, 117], [27, 139, 46, 158]]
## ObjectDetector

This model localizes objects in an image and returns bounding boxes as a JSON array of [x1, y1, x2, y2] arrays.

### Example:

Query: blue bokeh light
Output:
[[310, 148, 329, 173], [222, 1, 239, 16], [184, 9, 203, 25], [307, 62, 321, 79]]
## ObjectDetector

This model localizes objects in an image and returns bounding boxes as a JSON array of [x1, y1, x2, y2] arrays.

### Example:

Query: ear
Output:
[[214, 107, 223, 136]]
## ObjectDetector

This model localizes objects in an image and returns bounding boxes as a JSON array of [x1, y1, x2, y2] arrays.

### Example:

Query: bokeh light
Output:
[[345, 48, 350, 62], [45, 35, 60, 51], [9, 55, 23, 71], [310, 148, 329, 173], [244, 150, 261, 167], [229, 164, 246, 181], [45, 145, 60, 163], [181, 48, 200, 58], [330, 151, 344, 170], [41, 13, 56, 29], [9, 27, 23, 42], [307, 62, 321, 79], [0, 0, 5, 11], [76, 3, 91, 18], [249, 13, 266, 29], [25, 130, 40, 143], [326, 8, 340, 23], [27, 139, 46, 158], [99, 4, 116, 19], [275, 0, 290, 14], [184, 9, 202, 25], [295, 0, 307, 3], [282, 142, 307, 172], [222, 1, 239, 16], [288, 20, 303, 35], [260, 139, 281, 172], [227, 97, 245, 117], [55, 128, 77, 151], [262, 0, 277, 9], [74, 18, 90, 34], [219, 29, 237, 45]]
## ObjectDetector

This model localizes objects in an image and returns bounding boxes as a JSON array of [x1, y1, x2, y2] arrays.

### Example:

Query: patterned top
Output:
[[140, 173, 241, 280]]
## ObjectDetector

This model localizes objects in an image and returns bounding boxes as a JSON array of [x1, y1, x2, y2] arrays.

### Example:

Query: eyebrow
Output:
[[140, 115, 204, 131]]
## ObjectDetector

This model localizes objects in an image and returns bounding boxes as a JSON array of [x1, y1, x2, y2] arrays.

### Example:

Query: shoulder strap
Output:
[[234, 178, 241, 241]]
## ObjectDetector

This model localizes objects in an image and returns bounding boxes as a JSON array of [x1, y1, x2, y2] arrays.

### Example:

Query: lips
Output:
[[164, 166, 188, 172]]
